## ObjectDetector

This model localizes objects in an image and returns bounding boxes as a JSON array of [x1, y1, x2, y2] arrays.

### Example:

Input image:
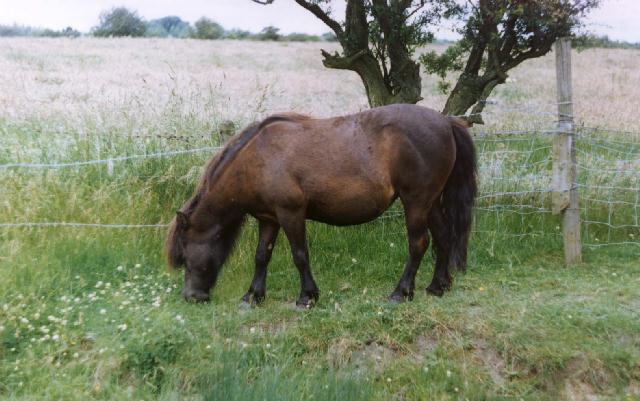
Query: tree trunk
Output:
[[321, 49, 422, 108], [443, 74, 483, 116], [283, 0, 424, 108], [443, 72, 505, 124]]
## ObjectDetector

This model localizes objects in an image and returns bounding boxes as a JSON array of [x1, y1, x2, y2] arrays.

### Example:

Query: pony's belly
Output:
[[306, 194, 395, 226]]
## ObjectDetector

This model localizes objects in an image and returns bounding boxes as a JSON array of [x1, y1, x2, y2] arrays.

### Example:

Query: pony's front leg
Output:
[[241, 220, 280, 305], [277, 208, 319, 308]]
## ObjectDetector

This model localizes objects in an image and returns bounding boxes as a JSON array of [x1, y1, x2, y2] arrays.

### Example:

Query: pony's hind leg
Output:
[[426, 203, 452, 296], [389, 199, 431, 302], [242, 220, 280, 305], [277, 208, 320, 308]]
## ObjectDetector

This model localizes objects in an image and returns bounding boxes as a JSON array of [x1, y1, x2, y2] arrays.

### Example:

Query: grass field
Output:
[[1, 38, 639, 400]]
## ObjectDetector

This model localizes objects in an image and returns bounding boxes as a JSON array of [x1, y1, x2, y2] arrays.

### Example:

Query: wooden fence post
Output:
[[552, 37, 582, 265]]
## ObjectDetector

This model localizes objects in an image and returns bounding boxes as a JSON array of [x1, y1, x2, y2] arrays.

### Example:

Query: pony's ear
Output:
[[176, 211, 190, 230]]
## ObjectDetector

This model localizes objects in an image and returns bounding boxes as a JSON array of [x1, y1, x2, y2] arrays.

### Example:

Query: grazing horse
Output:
[[166, 104, 477, 307]]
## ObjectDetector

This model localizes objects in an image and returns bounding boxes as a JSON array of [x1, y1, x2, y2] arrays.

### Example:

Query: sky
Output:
[[0, 0, 638, 42]]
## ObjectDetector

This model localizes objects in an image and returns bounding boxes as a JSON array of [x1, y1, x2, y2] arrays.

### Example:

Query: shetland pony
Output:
[[167, 104, 477, 306]]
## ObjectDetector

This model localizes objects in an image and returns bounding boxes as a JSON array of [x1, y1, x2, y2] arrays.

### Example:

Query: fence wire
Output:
[[575, 128, 640, 248], [0, 109, 639, 251]]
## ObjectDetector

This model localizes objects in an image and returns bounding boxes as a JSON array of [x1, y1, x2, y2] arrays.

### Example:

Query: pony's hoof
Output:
[[426, 284, 444, 297], [388, 292, 412, 303], [388, 294, 404, 303], [241, 292, 264, 306], [295, 298, 315, 309]]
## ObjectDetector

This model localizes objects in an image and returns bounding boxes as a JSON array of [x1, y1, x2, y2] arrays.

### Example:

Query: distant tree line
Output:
[[0, 24, 80, 37], [2, 6, 637, 52], [573, 34, 640, 50], [0, 7, 336, 42]]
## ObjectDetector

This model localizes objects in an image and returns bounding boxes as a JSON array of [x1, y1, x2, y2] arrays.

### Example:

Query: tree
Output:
[[147, 16, 190, 38], [259, 26, 281, 41], [251, 0, 599, 123], [39, 26, 81, 38], [422, 0, 599, 123], [92, 7, 147, 37], [192, 17, 225, 40], [226, 28, 252, 40]]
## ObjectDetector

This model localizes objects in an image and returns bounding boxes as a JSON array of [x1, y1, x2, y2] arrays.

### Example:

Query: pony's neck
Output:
[[190, 178, 245, 233]]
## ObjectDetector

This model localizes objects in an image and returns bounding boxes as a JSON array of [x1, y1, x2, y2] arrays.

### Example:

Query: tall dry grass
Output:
[[1, 37, 638, 131]]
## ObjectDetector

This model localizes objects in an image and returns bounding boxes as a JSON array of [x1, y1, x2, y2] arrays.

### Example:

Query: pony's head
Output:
[[166, 196, 243, 302]]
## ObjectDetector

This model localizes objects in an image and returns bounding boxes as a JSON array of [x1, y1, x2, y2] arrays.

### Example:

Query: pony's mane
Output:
[[196, 113, 310, 194], [165, 113, 309, 268]]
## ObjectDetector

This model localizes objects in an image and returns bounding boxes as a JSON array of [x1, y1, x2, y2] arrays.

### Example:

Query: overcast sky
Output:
[[0, 0, 638, 42]]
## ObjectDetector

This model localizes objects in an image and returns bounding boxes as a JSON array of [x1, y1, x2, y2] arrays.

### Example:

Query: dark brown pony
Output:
[[167, 104, 477, 306]]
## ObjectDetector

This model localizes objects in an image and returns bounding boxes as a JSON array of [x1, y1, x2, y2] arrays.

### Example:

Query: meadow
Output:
[[0, 38, 639, 400]]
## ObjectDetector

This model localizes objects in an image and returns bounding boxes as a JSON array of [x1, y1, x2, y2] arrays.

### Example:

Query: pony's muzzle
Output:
[[182, 287, 210, 303]]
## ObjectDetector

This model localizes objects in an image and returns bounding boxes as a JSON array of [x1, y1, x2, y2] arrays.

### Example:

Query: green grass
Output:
[[1, 120, 639, 400]]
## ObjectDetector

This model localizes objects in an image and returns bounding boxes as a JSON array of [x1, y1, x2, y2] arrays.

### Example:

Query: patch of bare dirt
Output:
[[472, 338, 506, 387], [326, 337, 358, 368], [327, 338, 399, 374], [411, 334, 438, 363], [561, 358, 615, 401], [564, 379, 599, 401]]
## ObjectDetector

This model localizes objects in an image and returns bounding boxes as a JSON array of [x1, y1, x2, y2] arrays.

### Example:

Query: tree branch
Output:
[[294, 0, 344, 38], [320, 49, 368, 69]]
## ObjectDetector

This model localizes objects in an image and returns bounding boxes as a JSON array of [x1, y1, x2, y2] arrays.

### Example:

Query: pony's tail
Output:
[[439, 118, 478, 271]]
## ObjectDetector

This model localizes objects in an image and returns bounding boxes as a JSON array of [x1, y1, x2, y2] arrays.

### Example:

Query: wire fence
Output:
[[0, 146, 222, 170], [1, 106, 639, 252]]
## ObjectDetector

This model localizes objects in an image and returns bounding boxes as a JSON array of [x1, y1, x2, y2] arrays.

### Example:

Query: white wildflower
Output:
[[95, 281, 103, 288], [116, 265, 124, 272], [99, 309, 106, 315], [118, 323, 127, 331]]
